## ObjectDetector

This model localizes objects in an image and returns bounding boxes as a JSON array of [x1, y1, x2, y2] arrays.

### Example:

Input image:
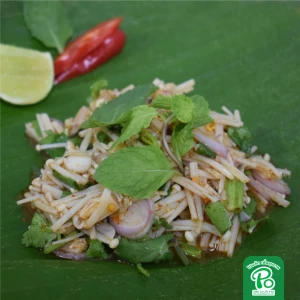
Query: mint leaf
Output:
[[22, 213, 56, 248], [171, 123, 194, 160], [24, 0, 73, 53], [115, 234, 173, 263], [96, 131, 111, 144], [151, 94, 194, 123], [227, 126, 252, 153], [82, 84, 158, 128], [112, 105, 158, 148], [86, 240, 107, 259], [93, 145, 175, 199], [171, 95, 194, 123], [150, 95, 172, 109], [189, 95, 213, 127], [171, 95, 213, 159]]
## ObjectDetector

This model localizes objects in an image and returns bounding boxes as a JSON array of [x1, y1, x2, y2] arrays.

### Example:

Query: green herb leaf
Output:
[[151, 94, 195, 123], [23, 0, 73, 53], [171, 95, 213, 159], [171, 95, 194, 123], [111, 105, 158, 148], [86, 240, 107, 259], [150, 95, 172, 109], [53, 170, 88, 190], [227, 126, 252, 153], [97, 131, 111, 144], [94, 145, 175, 199], [152, 218, 173, 231], [205, 201, 232, 235], [22, 213, 56, 248], [82, 84, 158, 128], [241, 216, 270, 233], [224, 179, 244, 213], [39, 133, 81, 158], [243, 197, 257, 217], [189, 95, 213, 127], [171, 123, 194, 160], [90, 79, 108, 101], [195, 142, 216, 158], [114, 234, 173, 263]]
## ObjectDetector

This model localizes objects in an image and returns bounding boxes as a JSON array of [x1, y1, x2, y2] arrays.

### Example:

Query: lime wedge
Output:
[[0, 44, 54, 105]]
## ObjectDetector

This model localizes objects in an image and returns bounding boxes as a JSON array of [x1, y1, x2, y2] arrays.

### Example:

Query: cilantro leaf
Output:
[[241, 216, 270, 233], [23, 0, 73, 53], [82, 84, 158, 128], [171, 95, 195, 123], [227, 126, 252, 153], [171, 123, 194, 160], [114, 234, 174, 263], [111, 105, 158, 148], [39, 132, 81, 158], [93, 145, 175, 199], [150, 95, 172, 109], [86, 240, 107, 259], [22, 213, 56, 248]]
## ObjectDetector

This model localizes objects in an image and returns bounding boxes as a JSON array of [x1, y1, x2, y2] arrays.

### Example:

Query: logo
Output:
[[243, 256, 284, 300]]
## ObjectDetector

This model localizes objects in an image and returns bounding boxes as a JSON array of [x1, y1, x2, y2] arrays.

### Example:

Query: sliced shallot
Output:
[[109, 199, 155, 239], [252, 170, 290, 195]]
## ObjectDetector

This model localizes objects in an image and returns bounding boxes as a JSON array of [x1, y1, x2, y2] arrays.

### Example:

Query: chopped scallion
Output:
[[225, 179, 244, 213], [205, 201, 232, 235]]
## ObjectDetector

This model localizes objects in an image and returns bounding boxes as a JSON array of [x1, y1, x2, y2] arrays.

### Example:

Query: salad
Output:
[[17, 78, 291, 275]]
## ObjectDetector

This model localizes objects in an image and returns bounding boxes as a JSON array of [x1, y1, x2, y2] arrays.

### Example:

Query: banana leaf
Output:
[[1, 1, 300, 299]]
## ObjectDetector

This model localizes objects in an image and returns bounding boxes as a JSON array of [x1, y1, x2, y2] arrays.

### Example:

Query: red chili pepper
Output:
[[54, 29, 126, 84], [54, 17, 123, 76]]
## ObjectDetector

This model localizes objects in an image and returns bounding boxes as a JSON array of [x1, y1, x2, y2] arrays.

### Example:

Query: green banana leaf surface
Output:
[[1, 1, 300, 299]]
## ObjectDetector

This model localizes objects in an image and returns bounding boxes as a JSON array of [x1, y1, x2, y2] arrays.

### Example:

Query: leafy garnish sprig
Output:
[[83, 82, 212, 200]]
